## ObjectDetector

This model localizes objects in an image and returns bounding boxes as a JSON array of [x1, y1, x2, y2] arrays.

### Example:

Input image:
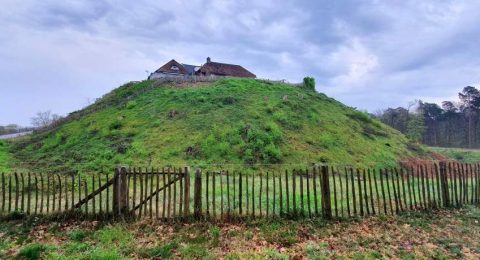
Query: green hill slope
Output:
[[10, 78, 429, 173], [0, 141, 10, 172]]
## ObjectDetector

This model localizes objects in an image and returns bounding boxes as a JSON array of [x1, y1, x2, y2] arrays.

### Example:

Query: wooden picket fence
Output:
[[0, 162, 479, 221]]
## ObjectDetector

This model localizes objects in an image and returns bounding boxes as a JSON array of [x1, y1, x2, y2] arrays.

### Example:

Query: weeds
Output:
[[16, 243, 46, 260], [140, 242, 178, 259]]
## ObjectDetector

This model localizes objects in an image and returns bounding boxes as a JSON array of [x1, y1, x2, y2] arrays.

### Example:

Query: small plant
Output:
[[179, 243, 209, 259], [126, 100, 137, 109], [64, 242, 89, 254], [210, 226, 221, 245], [265, 249, 289, 260], [8, 210, 26, 220], [68, 229, 90, 242], [17, 243, 46, 260], [141, 242, 178, 259], [87, 247, 122, 259], [244, 230, 253, 240]]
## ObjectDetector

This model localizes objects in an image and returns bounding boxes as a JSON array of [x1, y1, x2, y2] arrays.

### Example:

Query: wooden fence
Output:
[[0, 162, 479, 221]]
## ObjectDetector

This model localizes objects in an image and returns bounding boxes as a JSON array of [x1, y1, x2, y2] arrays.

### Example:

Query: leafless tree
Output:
[[31, 111, 61, 128]]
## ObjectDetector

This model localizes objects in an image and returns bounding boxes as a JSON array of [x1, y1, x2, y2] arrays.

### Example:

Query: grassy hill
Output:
[[0, 140, 10, 172], [8, 78, 430, 173]]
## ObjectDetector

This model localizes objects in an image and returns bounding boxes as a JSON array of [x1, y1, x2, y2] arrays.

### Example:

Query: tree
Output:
[[376, 86, 480, 148], [418, 101, 443, 145], [406, 113, 426, 143], [303, 77, 315, 91], [459, 86, 480, 147], [442, 101, 458, 113], [30, 111, 61, 128], [441, 101, 459, 146], [378, 107, 409, 133]]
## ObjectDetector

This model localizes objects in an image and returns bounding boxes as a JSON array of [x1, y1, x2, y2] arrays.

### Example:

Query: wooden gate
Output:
[[0, 167, 191, 220], [125, 167, 189, 220], [70, 167, 190, 219]]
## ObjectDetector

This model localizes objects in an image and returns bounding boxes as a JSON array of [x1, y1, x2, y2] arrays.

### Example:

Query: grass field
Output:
[[431, 146, 480, 163], [1, 207, 479, 259]]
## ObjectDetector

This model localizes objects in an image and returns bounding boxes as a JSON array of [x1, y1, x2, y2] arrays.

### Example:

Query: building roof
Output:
[[182, 64, 198, 75], [155, 59, 188, 74], [196, 60, 256, 78]]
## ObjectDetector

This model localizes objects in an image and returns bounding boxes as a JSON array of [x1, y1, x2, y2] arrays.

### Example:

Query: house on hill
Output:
[[148, 59, 199, 79], [148, 57, 256, 79]]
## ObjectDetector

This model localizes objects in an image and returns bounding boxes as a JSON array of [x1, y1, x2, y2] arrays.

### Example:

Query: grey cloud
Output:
[[1, 0, 480, 126]]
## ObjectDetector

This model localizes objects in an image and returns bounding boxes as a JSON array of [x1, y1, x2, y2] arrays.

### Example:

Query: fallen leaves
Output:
[[1, 208, 479, 259]]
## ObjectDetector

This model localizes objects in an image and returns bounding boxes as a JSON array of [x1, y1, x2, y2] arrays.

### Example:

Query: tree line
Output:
[[375, 86, 480, 148], [0, 111, 62, 136]]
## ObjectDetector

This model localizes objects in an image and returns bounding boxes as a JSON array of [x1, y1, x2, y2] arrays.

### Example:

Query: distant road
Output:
[[0, 131, 32, 140]]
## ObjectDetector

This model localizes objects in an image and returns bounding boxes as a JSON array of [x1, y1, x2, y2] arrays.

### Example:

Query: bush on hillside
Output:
[[303, 77, 315, 91]]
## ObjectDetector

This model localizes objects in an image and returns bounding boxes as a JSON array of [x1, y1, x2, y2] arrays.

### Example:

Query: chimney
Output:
[[206, 57, 211, 63]]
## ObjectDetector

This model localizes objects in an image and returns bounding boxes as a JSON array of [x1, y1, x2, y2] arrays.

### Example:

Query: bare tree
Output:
[[31, 111, 61, 128]]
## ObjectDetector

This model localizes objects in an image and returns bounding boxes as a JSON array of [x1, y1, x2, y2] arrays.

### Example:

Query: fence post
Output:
[[440, 162, 450, 207], [183, 167, 190, 217], [194, 168, 202, 219], [321, 166, 332, 219], [113, 167, 128, 218]]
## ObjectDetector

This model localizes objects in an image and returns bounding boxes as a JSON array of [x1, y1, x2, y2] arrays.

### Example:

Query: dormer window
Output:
[[171, 65, 179, 71]]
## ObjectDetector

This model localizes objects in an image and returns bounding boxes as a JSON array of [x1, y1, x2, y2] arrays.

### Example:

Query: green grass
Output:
[[16, 243, 46, 260], [431, 146, 480, 163], [0, 141, 10, 172], [0, 207, 479, 258], [10, 78, 430, 174]]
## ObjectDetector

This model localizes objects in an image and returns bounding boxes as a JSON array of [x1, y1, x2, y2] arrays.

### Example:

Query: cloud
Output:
[[1, 0, 480, 125]]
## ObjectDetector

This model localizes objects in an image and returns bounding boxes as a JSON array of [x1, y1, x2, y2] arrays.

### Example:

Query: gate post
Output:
[[183, 167, 190, 217], [113, 166, 128, 218], [194, 168, 202, 219], [321, 166, 332, 219]]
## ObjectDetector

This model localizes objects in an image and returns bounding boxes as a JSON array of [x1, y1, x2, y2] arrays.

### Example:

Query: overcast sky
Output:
[[1, 0, 480, 126]]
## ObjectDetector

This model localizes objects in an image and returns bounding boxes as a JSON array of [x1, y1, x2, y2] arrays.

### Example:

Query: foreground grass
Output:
[[431, 146, 480, 163], [1, 207, 479, 259]]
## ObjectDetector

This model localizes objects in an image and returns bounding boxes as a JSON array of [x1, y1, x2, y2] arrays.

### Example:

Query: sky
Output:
[[1, 0, 480, 126]]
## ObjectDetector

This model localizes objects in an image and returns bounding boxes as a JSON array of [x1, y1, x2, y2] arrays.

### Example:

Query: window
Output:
[[170, 65, 179, 71]]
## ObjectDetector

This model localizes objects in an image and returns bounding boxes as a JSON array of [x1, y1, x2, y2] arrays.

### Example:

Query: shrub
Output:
[[17, 243, 46, 260], [272, 111, 288, 125], [126, 101, 137, 109], [264, 143, 282, 163], [68, 229, 90, 242], [264, 122, 283, 143], [221, 96, 237, 105], [303, 77, 316, 91], [108, 120, 123, 130]]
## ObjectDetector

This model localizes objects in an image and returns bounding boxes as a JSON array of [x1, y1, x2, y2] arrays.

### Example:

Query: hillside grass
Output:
[[1, 207, 479, 259], [431, 146, 480, 163], [11, 78, 429, 174], [0, 141, 9, 172]]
